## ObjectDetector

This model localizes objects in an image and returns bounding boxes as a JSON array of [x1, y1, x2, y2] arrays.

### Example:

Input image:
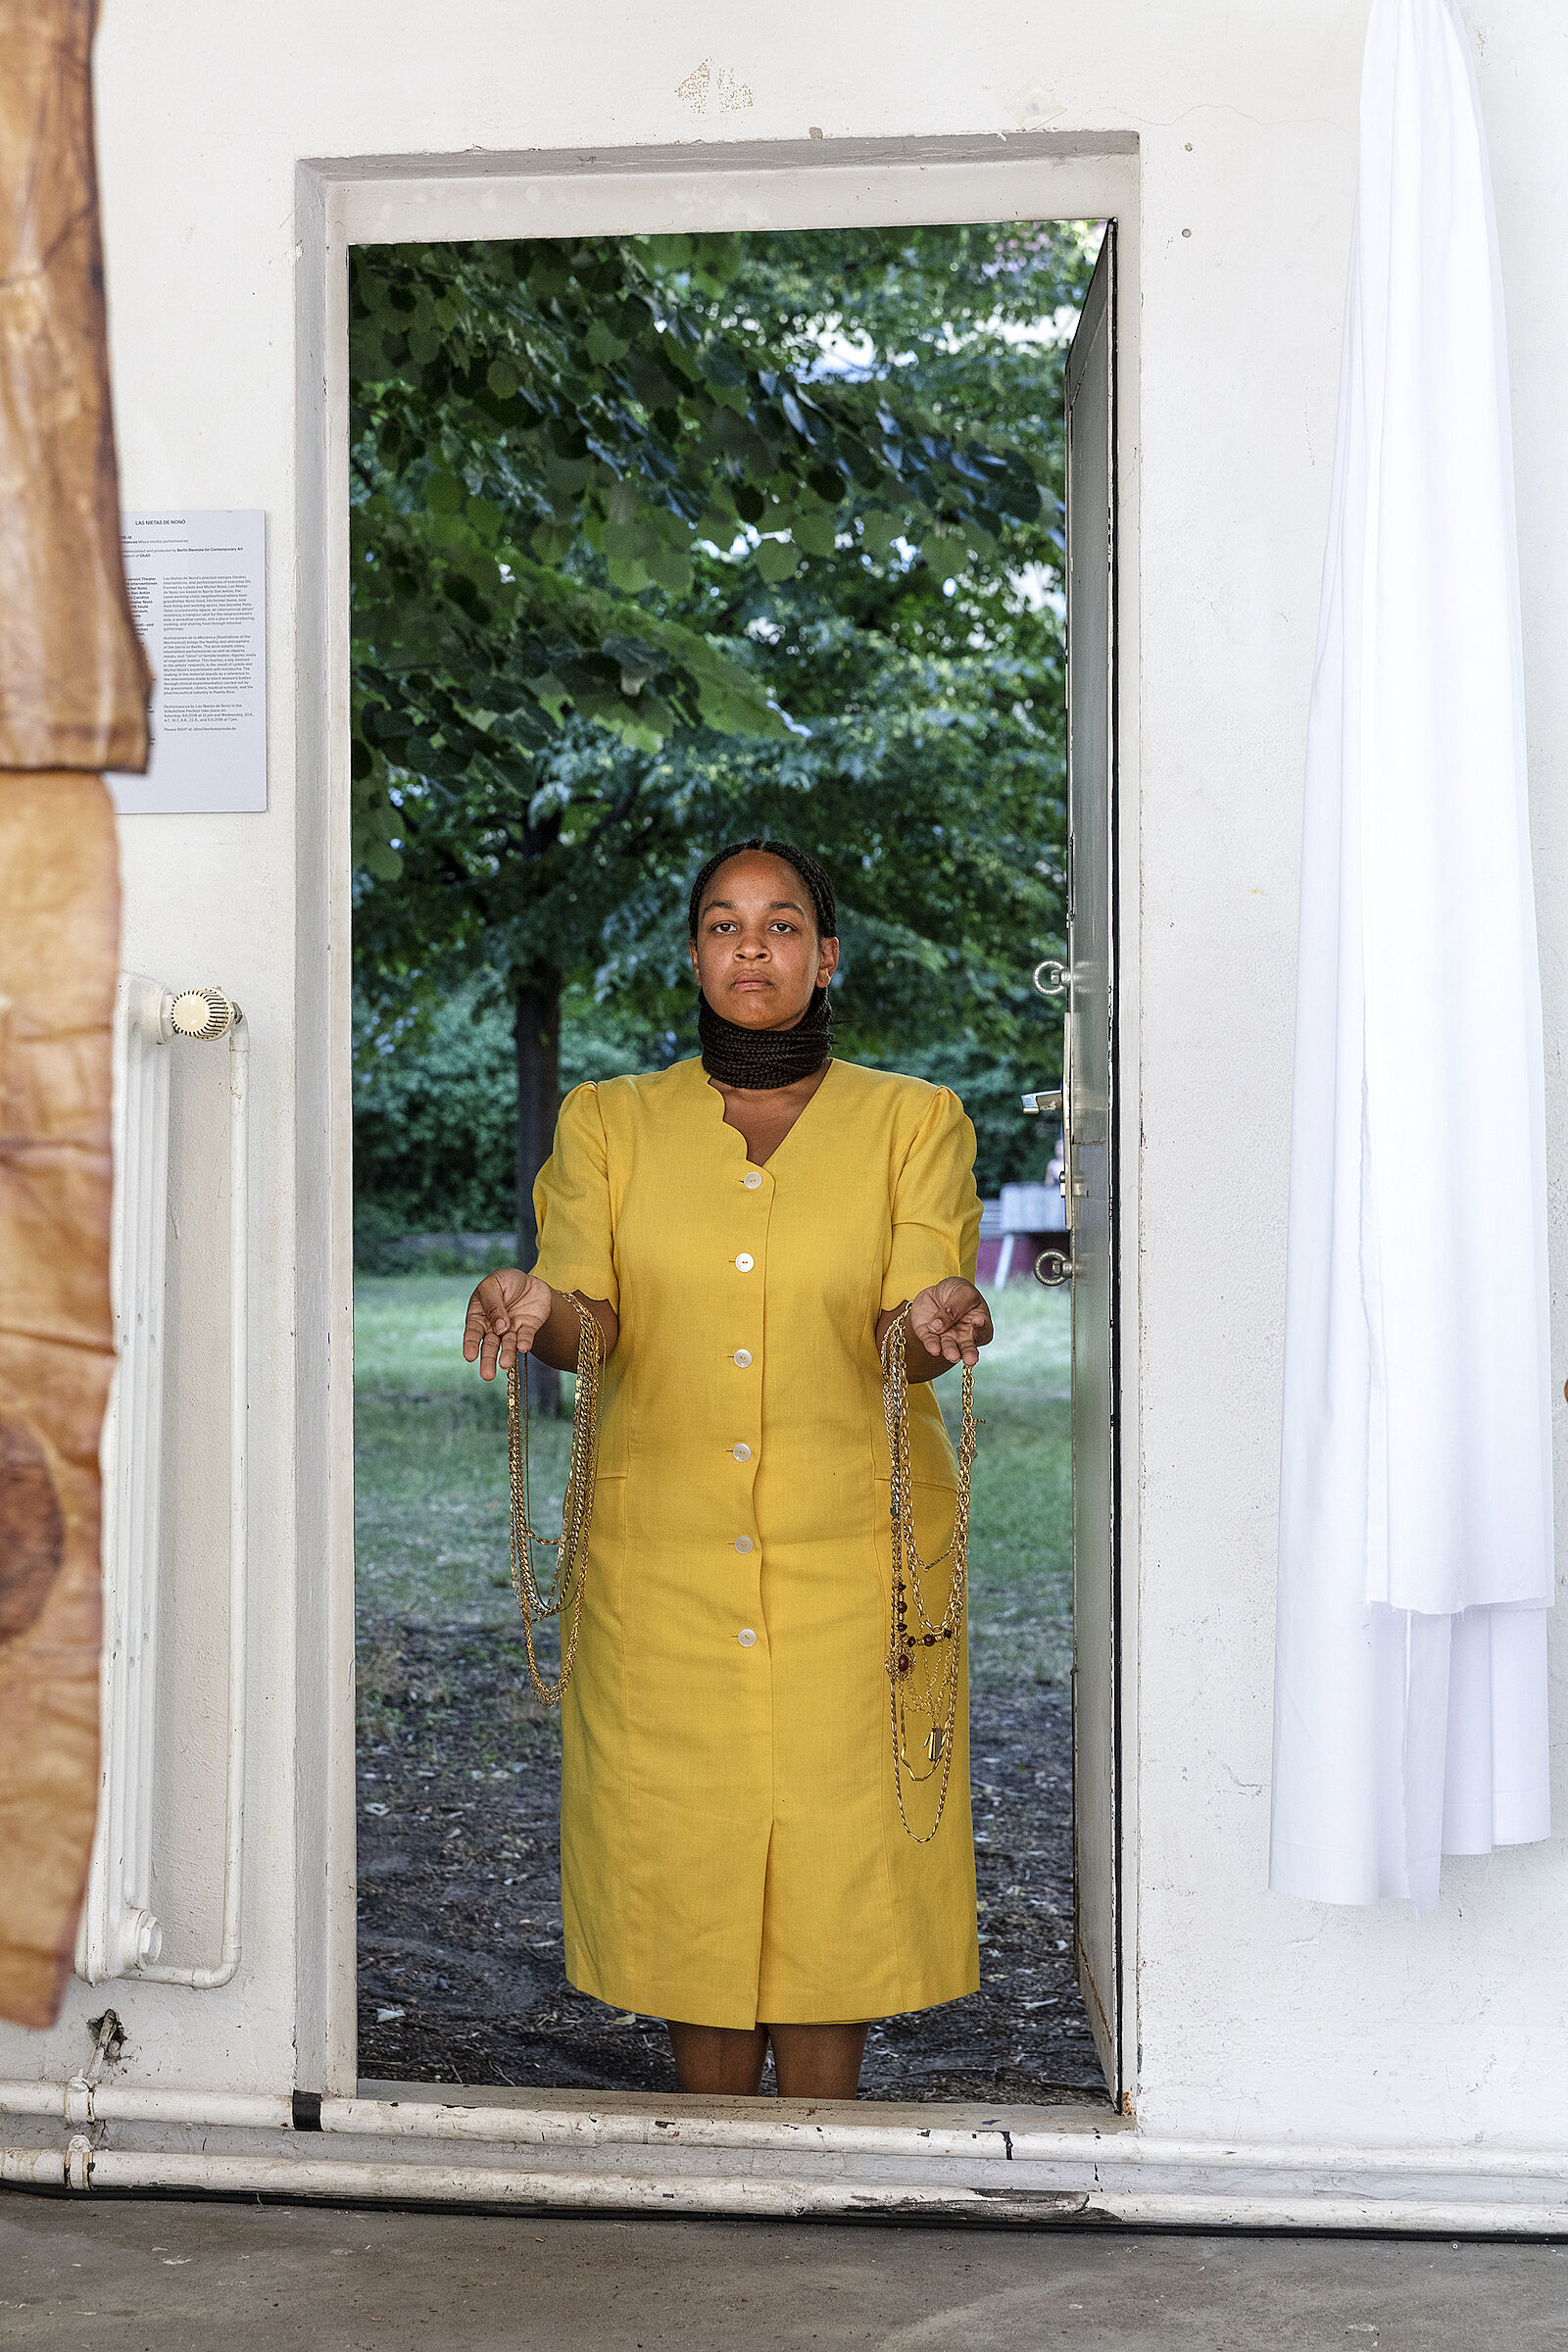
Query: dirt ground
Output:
[[356, 1622, 1105, 2102]]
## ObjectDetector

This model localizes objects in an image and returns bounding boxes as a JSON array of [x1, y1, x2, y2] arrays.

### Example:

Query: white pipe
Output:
[[88, 2085, 286, 2129], [138, 1014, 248, 1989], [1, 2147, 73, 2187], [8, 2076, 1568, 2192], [15, 2146, 1078, 2216], [0, 2084, 66, 2119], [0, 2074, 288, 2130], [79, 978, 174, 1984], [5, 2141, 1568, 2232], [9, 2074, 1568, 2185], [1047, 2131, 1568, 2182], [77, 2085, 290, 2130]]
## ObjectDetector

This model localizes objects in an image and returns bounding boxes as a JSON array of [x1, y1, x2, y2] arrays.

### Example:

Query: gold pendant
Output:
[[925, 1725, 946, 1766]]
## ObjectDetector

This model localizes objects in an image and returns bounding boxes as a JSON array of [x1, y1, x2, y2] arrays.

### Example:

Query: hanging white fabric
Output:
[[1270, 0, 1553, 1910]]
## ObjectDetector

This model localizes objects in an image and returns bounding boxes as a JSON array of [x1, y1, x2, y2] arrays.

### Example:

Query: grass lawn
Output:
[[354, 1275, 1073, 1688]]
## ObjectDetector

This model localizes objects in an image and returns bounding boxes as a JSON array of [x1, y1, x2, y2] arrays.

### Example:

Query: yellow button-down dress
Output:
[[531, 1054, 982, 2028]]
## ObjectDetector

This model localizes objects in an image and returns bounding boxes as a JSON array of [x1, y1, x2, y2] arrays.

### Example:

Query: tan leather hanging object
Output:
[[0, 0, 151, 770], [0, 0, 148, 2027], [0, 772, 119, 2026]]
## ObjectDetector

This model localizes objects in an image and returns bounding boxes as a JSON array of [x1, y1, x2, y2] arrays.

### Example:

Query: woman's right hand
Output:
[[463, 1268, 553, 1381]]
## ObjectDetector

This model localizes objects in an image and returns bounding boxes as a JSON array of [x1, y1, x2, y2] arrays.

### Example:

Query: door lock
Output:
[[1021, 1089, 1063, 1117]]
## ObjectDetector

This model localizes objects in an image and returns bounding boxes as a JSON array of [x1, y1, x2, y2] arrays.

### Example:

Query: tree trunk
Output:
[[513, 974, 564, 1416]]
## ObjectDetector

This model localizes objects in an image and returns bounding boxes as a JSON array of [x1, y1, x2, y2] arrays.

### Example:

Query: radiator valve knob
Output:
[[169, 987, 241, 1041]]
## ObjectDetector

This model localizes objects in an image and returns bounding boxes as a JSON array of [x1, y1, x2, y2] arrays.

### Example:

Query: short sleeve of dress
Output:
[[531, 1083, 618, 1310], [880, 1085, 982, 1311]]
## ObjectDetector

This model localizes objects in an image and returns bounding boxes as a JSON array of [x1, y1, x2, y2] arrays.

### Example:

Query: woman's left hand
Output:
[[908, 1277, 995, 1368]]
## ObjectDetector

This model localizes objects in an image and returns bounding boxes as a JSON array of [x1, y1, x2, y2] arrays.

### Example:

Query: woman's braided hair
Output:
[[686, 838, 838, 945]]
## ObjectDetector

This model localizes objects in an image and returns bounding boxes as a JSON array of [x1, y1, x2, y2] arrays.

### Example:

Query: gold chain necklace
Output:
[[506, 1296, 603, 1704], [880, 1306, 976, 1842]]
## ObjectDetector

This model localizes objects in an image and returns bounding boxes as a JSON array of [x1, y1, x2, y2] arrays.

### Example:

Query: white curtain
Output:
[[1270, 0, 1553, 1911]]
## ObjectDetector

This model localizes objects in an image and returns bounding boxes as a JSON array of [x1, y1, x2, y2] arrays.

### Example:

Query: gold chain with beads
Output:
[[506, 1295, 603, 1704], [880, 1305, 975, 1842]]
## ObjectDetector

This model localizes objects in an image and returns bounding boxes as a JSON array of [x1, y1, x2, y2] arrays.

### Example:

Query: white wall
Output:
[[5, 0, 1564, 2149]]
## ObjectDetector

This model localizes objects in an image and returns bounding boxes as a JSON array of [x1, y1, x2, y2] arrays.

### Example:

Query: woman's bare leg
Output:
[[764, 2023, 869, 2100], [667, 2021, 769, 2095]]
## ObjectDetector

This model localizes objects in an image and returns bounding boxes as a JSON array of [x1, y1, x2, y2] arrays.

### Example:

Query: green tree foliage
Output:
[[352, 979, 661, 1253], [351, 222, 1098, 1233]]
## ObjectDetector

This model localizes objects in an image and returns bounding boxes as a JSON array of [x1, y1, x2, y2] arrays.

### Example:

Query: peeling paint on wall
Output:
[[675, 59, 754, 115]]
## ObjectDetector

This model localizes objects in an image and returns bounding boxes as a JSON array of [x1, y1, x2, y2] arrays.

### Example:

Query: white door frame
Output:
[[291, 132, 1144, 2130]]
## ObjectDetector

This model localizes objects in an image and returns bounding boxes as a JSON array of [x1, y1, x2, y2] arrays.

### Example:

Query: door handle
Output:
[[1034, 1248, 1077, 1288], [1021, 1089, 1063, 1117]]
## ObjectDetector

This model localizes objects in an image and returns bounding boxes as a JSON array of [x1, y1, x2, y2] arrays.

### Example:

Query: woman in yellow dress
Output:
[[463, 840, 993, 2098]]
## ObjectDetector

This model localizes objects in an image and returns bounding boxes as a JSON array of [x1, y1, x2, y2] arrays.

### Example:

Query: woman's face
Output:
[[689, 851, 840, 1032]]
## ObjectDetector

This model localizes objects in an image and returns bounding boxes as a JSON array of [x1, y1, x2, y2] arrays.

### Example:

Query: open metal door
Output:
[[1061, 226, 1121, 2100]]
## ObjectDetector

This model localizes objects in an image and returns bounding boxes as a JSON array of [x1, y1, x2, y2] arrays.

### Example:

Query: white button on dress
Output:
[[733, 1348, 753, 1369], [734, 1537, 754, 1554], [738, 1628, 758, 1648], [742, 1171, 763, 1190], [732, 1443, 752, 1462], [735, 1252, 755, 1272]]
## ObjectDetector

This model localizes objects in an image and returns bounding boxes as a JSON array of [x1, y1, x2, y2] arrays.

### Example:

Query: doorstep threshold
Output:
[[353, 2078, 1126, 2157]]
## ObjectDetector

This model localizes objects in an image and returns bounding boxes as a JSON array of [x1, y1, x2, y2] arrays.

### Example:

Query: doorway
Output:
[[294, 139, 1135, 2119]]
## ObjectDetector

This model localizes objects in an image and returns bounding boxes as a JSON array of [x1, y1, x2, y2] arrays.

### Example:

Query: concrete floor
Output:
[[4, 2197, 1568, 2350]]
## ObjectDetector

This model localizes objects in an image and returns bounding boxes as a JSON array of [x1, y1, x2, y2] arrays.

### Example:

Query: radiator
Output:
[[75, 979, 249, 1989]]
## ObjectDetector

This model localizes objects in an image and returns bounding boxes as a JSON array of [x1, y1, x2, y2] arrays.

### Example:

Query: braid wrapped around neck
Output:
[[698, 984, 832, 1090]]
